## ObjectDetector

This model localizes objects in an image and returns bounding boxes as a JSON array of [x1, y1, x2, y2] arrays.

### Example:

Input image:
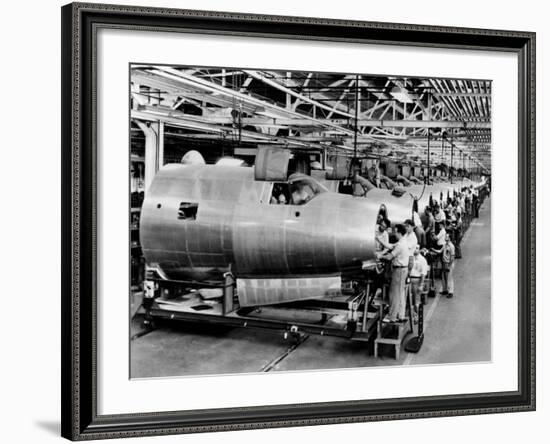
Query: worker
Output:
[[378, 204, 388, 223], [428, 221, 446, 275], [453, 199, 463, 219], [459, 192, 466, 214], [270, 185, 287, 205], [373, 217, 393, 303], [376, 212, 384, 228], [433, 203, 446, 223], [432, 233, 455, 298], [375, 218, 390, 253], [423, 207, 436, 247], [453, 211, 463, 259], [433, 221, 446, 248], [373, 161, 381, 188], [472, 187, 480, 218], [380, 224, 410, 323], [410, 245, 429, 323], [404, 219, 418, 258], [270, 185, 280, 204], [412, 210, 425, 247], [445, 200, 456, 221], [465, 189, 472, 218]]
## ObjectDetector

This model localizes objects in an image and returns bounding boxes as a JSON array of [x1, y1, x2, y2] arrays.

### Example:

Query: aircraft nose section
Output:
[[332, 196, 379, 271]]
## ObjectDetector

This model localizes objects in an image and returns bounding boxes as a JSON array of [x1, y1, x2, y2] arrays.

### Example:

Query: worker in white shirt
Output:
[[413, 209, 422, 228], [404, 219, 418, 257], [410, 246, 429, 322], [454, 200, 463, 217], [379, 224, 410, 323], [433, 203, 446, 223], [448, 208, 457, 223], [459, 194, 466, 213], [373, 162, 381, 188], [433, 222, 446, 247], [375, 218, 391, 255]]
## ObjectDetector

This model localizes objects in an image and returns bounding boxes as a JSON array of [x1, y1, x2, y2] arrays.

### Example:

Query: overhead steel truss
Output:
[[131, 66, 491, 173]]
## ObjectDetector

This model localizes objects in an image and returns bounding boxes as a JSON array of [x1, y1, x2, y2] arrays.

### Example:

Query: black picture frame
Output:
[[61, 2, 536, 440]]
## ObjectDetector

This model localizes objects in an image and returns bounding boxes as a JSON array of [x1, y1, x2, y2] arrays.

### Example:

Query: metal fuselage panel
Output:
[[141, 165, 258, 281], [141, 165, 380, 281], [231, 192, 379, 277]]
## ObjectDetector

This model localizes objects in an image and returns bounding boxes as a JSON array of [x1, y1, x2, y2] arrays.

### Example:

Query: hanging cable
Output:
[[354, 74, 359, 159]]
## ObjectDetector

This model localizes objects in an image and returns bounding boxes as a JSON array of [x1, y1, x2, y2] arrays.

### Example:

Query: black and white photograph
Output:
[[129, 65, 492, 378], [1, 0, 544, 442]]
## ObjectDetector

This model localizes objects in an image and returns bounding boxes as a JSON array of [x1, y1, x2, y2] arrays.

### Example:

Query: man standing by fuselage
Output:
[[380, 224, 409, 323], [404, 219, 418, 257]]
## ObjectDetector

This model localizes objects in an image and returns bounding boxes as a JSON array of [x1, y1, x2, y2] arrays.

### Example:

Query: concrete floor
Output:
[[130, 198, 491, 378]]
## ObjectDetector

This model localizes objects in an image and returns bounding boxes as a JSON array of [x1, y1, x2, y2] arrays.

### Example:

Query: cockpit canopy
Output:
[[270, 173, 328, 206]]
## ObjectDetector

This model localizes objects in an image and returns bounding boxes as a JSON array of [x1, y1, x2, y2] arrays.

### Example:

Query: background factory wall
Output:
[[0, 0, 546, 443]]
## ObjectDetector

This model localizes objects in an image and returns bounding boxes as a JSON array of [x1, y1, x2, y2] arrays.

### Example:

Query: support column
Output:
[[135, 120, 159, 193], [428, 128, 431, 180], [450, 131, 454, 184], [157, 121, 164, 169]]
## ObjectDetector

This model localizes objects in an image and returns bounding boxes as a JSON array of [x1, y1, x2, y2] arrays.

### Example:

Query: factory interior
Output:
[[129, 66, 491, 377]]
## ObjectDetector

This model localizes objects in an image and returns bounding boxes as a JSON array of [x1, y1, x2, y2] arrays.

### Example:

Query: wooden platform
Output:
[[374, 283, 414, 360]]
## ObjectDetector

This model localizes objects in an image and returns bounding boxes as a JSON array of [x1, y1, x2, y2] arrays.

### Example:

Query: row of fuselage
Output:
[[140, 162, 487, 283]]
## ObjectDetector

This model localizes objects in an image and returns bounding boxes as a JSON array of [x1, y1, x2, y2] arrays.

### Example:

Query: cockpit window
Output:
[[178, 202, 198, 220], [288, 173, 327, 205], [270, 183, 290, 205], [269, 173, 328, 206]]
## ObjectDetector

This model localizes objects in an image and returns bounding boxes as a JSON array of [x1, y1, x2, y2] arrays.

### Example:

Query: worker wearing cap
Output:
[[380, 224, 409, 323]]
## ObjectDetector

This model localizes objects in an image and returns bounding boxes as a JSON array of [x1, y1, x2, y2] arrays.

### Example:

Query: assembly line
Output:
[[129, 66, 492, 375]]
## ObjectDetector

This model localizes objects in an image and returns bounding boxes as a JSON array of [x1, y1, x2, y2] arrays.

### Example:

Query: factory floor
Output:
[[130, 198, 491, 378]]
